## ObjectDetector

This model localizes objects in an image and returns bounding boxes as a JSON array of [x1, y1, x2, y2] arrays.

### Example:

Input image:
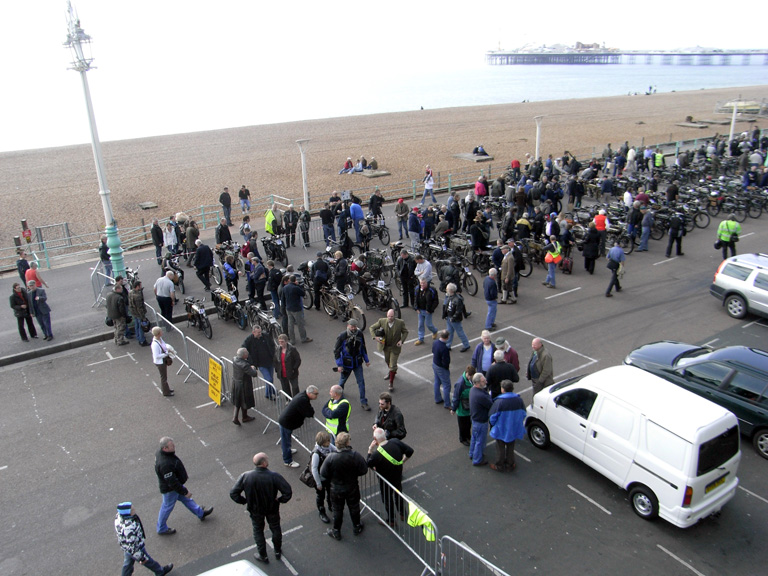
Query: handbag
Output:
[[141, 319, 151, 333], [164, 356, 173, 366], [731, 233, 739, 243], [607, 259, 620, 271], [298, 453, 317, 489], [105, 316, 114, 327]]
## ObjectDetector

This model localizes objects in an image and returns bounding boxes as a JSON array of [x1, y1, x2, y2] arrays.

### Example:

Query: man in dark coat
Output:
[[232, 348, 259, 426], [230, 452, 292, 565], [10, 282, 37, 341], [215, 218, 232, 245], [151, 218, 164, 265], [366, 428, 414, 526], [106, 283, 129, 346], [373, 392, 406, 440], [277, 385, 319, 467], [192, 240, 214, 291], [243, 325, 276, 398], [485, 350, 520, 399], [319, 432, 368, 540], [219, 187, 233, 226], [396, 249, 416, 308]]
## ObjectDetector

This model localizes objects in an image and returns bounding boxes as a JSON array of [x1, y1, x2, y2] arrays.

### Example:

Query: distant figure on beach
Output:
[[367, 156, 378, 170], [472, 145, 489, 156], [339, 158, 354, 174]]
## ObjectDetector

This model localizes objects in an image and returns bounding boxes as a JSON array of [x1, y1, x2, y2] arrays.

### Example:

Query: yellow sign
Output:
[[208, 358, 222, 406]]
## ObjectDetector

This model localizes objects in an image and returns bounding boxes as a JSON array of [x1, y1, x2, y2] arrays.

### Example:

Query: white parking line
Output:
[[567, 484, 612, 515], [653, 258, 677, 266], [657, 544, 707, 576], [196, 401, 217, 409], [743, 319, 768, 329], [702, 338, 719, 347], [739, 485, 768, 505], [545, 287, 581, 300]]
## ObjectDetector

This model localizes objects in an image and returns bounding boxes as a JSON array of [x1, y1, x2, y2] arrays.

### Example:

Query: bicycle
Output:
[[365, 213, 390, 245], [318, 285, 366, 329]]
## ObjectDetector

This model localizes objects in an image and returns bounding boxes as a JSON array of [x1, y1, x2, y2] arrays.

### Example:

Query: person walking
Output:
[[605, 241, 626, 297], [366, 428, 414, 526], [278, 385, 319, 467], [26, 280, 52, 341], [274, 334, 301, 397], [243, 325, 276, 399], [114, 502, 173, 576], [153, 271, 176, 322], [230, 452, 292, 565], [488, 380, 527, 472], [468, 373, 493, 467], [450, 365, 476, 446], [238, 185, 251, 214], [432, 330, 452, 408], [483, 269, 499, 330], [665, 212, 686, 258], [283, 275, 312, 344], [333, 319, 371, 411], [582, 222, 600, 274], [368, 309, 408, 391], [128, 280, 150, 347], [526, 338, 554, 397], [542, 235, 562, 289], [717, 214, 742, 259], [320, 432, 368, 540], [442, 283, 470, 352], [150, 327, 175, 397], [413, 277, 439, 346], [311, 431, 338, 525], [407, 208, 421, 250], [192, 240, 214, 292], [231, 348, 259, 426], [421, 165, 437, 205], [154, 437, 213, 535], [107, 282, 130, 346], [10, 282, 38, 342]]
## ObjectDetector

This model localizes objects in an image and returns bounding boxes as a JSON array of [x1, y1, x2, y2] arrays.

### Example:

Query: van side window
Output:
[[720, 263, 752, 281], [555, 389, 598, 419], [681, 362, 733, 389]]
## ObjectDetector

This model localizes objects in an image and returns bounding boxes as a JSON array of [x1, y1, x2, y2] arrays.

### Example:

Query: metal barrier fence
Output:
[[146, 304, 189, 377], [90, 260, 109, 308], [439, 535, 510, 576]]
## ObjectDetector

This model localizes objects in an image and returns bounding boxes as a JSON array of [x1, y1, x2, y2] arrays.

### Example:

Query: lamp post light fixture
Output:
[[64, 2, 125, 279], [296, 139, 311, 212]]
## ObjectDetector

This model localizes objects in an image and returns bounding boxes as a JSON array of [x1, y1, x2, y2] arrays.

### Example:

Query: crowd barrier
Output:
[[439, 535, 509, 576], [90, 260, 109, 308]]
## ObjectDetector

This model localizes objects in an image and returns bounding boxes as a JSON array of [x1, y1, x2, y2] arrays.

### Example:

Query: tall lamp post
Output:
[[64, 2, 124, 279], [533, 116, 544, 161], [296, 139, 311, 211]]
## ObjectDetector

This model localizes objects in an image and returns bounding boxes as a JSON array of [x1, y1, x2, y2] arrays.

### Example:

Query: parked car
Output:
[[525, 365, 741, 528], [624, 341, 768, 459], [196, 560, 268, 576], [710, 253, 768, 319]]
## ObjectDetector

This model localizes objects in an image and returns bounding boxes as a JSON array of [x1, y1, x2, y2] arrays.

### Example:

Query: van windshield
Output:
[[697, 426, 739, 476]]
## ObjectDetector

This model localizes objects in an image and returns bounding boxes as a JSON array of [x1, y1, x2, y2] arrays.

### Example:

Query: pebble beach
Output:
[[1, 84, 765, 246]]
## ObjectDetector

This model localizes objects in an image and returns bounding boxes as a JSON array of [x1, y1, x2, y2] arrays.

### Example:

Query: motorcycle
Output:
[[215, 240, 245, 273], [359, 273, 401, 318], [184, 296, 212, 339], [162, 252, 185, 294], [261, 235, 289, 266], [244, 299, 281, 347], [211, 287, 248, 330]]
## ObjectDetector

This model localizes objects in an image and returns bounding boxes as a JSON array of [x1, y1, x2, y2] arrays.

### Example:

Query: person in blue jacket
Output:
[[488, 380, 527, 472]]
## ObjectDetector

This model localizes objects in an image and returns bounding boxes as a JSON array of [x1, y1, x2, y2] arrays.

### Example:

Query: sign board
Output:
[[208, 358, 222, 406], [22, 229, 32, 243]]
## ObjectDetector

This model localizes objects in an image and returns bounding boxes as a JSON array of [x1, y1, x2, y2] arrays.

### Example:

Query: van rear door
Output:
[[583, 396, 638, 485]]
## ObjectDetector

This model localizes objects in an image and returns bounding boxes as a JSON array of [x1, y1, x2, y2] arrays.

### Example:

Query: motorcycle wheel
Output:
[[247, 306, 259, 328], [303, 285, 314, 310], [236, 307, 248, 330], [394, 275, 403, 293], [211, 266, 223, 286], [268, 322, 281, 348], [378, 227, 390, 245], [235, 258, 245, 274], [519, 257, 533, 278], [201, 316, 213, 339], [351, 306, 366, 330], [281, 249, 289, 267], [463, 273, 478, 296], [694, 211, 710, 229], [390, 297, 401, 319], [178, 276, 185, 295]]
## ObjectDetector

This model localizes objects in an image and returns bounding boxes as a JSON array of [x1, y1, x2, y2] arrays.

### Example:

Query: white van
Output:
[[525, 365, 741, 528]]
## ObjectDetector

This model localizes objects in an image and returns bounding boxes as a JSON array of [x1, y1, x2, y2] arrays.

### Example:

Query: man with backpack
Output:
[[443, 283, 470, 353]]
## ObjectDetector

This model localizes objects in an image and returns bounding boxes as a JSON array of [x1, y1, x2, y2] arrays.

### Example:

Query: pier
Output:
[[485, 50, 768, 66]]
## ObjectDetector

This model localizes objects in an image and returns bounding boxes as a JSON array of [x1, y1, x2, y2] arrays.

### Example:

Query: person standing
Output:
[[542, 235, 561, 289], [192, 240, 213, 292], [107, 282, 130, 346], [413, 277, 439, 345], [114, 502, 173, 576], [230, 452, 292, 565], [322, 384, 351, 436], [311, 431, 338, 524], [468, 373, 493, 466], [283, 275, 312, 344], [368, 309, 408, 391], [431, 329, 452, 408], [333, 319, 371, 411], [366, 428, 414, 526], [26, 280, 52, 341], [450, 365, 476, 446], [238, 185, 251, 214], [243, 325, 276, 399], [277, 385, 319, 467], [717, 214, 742, 259], [311, 252, 330, 311], [10, 283, 38, 342], [605, 241, 626, 297], [320, 432, 368, 540], [636, 206, 653, 252], [128, 280, 150, 347], [485, 350, 519, 399], [443, 283, 470, 352], [483, 269, 499, 330], [373, 392, 406, 440], [489, 380, 527, 472], [215, 217, 232, 245], [665, 212, 686, 258], [16, 250, 30, 283], [274, 334, 301, 397], [266, 261, 283, 320], [407, 208, 421, 250], [284, 205, 299, 247], [100, 235, 113, 281], [471, 330, 495, 377], [150, 219, 164, 266], [25, 261, 48, 289], [582, 222, 600, 274], [154, 437, 213, 535], [153, 271, 176, 322], [396, 249, 416, 309], [150, 327, 175, 397], [320, 202, 336, 246], [494, 336, 520, 371], [231, 348, 258, 426], [526, 338, 554, 397], [421, 165, 437, 205], [219, 187, 233, 226], [298, 205, 312, 248], [162, 222, 178, 256], [184, 221, 199, 266], [394, 198, 409, 240]]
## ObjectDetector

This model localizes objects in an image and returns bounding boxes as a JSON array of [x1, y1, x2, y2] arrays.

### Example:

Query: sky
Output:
[[2, 1, 766, 153]]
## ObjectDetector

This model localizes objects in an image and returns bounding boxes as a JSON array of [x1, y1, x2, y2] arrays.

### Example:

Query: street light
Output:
[[296, 139, 311, 211], [533, 116, 544, 161], [64, 2, 125, 279]]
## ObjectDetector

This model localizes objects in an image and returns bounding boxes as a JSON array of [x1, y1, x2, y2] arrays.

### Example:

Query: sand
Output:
[[1, 85, 765, 246]]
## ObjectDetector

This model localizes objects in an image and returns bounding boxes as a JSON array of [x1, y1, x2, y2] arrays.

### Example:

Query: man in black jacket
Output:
[[106, 282, 129, 346], [485, 350, 519, 399], [219, 187, 233, 226], [230, 452, 292, 565], [366, 428, 414, 526], [151, 218, 164, 266], [215, 218, 232, 245], [373, 392, 406, 440], [319, 432, 368, 540], [243, 325, 276, 399], [277, 385, 319, 467], [192, 240, 214, 291], [396, 249, 416, 308], [154, 437, 213, 535]]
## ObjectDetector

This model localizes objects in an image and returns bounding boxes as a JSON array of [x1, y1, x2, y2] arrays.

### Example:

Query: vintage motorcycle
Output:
[[210, 287, 248, 330], [244, 299, 281, 347], [184, 296, 212, 339], [261, 235, 289, 267], [359, 273, 401, 318], [215, 240, 245, 273]]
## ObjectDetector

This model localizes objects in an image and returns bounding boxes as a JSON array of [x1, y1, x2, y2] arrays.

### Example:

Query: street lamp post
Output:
[[64, 2, 125, 279], [296, 139, 311, 211], [533, 116, 544, 161]]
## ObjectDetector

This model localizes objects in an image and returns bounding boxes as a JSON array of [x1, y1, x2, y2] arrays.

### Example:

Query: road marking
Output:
[[544, 287, 581, 300], [653, 258, 676, 266], [567, 484, 612, 515], [740, 232, 754, 238], [656, 544, 707, 576], [374, 353, 432, 383], [87, 352, 135, 366], [743, 319, 768, 329], [515, 450, 531, 463], [555, 359, 601, 380], [0, 466, 7, 471], [739, 485, 768, 505], [196, 401, 217, 409], [702, 338, 720, 347], [215, 457, 235, 482]]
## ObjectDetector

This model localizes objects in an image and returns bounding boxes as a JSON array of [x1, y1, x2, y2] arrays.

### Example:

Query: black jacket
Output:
[[155, 450, 190, 495], [10, 289, 30, 318], [151, 224, 164, 247], [215, 224, 232, 245], [320, 448, 368, 490], [485, 361, 520, 398], [278, 391, 315, 431], [375, 404, 407, 440], [194, 244, 214, 269], [106, 290, 127, 320], [243, 333, 274, 368], [230, 466, 292, 517]]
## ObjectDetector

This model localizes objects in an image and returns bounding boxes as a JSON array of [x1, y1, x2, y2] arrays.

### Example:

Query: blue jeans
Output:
[[154, 244, 163, 265], [122, 548, 164, 576], [545, 262, 556, 287], [270, 290, 281, 319], [338, 364, 367, 406], [258, 366, 275, 398], [280, 425, 294, 464], [353, 219, 362, 243], [639, 226, 651, 251], [36, 313, 52, 338], [240, 198, 251, 212], [323, 224, 336, 245], [134, 317, 147, 345], [397, 220, 408, 239], [104, 261, 113, 281], [222, 204, 232, 225], [421, 188, 437, 205], [157, 490, 203, 533], [417, 310, 437, 341], [469, 420, 488, 465], [433, 364, 451, 406], [485, 299, 497, 329], [446, 318, 469, 349]]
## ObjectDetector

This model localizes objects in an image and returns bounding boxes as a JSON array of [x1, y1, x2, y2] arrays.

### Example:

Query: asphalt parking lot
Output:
[[1, 207, 767, 576]]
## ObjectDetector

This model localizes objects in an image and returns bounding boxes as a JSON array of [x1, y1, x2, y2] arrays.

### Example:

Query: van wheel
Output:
[[629, 486, 659, 520], [724, 295, 747, 319], [527, 421, 550, 449], [753, 429, 768, 460]]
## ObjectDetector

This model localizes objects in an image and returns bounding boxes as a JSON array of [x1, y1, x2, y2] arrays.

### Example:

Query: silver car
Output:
[[710, 253, 768, 319]]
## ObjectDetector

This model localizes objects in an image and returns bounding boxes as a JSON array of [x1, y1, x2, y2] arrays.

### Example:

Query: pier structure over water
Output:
[[486, 50, 768, 66]]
